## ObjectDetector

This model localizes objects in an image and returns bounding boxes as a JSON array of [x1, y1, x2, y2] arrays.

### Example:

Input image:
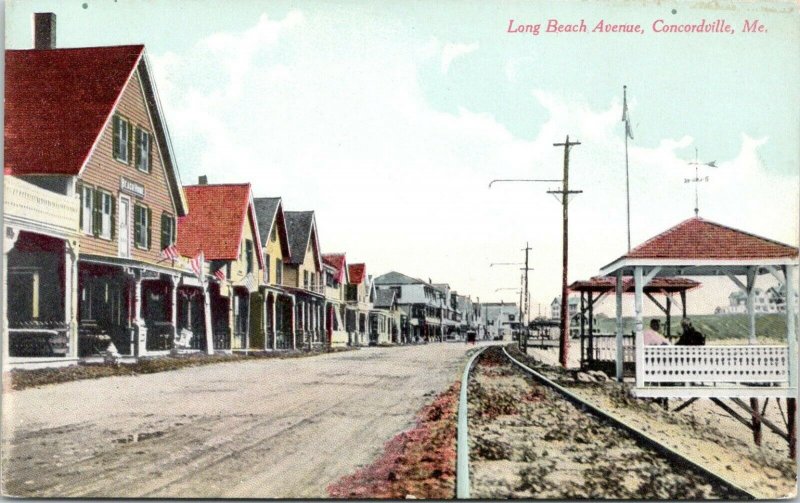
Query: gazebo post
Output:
[[665, 295, 672, 340], [634, 266, 645, 389], [746, 267, 757, 344], [615, 271, 624, 382], [580, 292, 586, 368], [787, 264, 798, 460], [587, 291, 594, 367], [680, 290, 687, 319]]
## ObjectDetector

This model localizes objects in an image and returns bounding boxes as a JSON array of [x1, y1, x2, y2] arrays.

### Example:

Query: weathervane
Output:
[[686, 147, 716, 217]]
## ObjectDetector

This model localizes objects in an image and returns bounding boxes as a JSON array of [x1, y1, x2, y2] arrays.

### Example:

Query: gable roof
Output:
[[373, 271, 427, 286], [374, 289, 396, 308], [177, 184, 263, 265], [322, 253, 347, 283], [5, 45, 187, 215], [348, 263, 366, 284], [284, 211, 321, 269], [253, 197, 291, 258]]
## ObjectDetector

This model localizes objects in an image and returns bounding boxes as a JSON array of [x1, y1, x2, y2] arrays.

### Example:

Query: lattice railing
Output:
[[588, 334, 635, 363], [642, 345, 789, 385]]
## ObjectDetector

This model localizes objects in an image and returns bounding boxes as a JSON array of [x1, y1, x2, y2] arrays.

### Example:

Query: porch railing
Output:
[[586, 334, 635, 363], [146, 322, 174, 351], [8, 321, 70, 357], [275, 330, 293, 350], [642, 345, 789, 385]]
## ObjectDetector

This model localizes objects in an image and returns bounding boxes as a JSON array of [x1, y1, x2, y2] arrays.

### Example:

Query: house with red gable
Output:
[[177, 180, 264, 351], [322, 253, 349, 347], [346, 263, 375, 346], [4, 13, 192, 363]]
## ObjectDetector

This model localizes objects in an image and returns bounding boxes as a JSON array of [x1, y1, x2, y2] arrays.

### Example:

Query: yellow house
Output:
[[253, 197, 296, 350], [284, 211, 326, 349]]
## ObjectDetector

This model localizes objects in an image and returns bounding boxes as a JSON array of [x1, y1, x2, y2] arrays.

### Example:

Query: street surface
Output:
[[2, 343, 476, 498]]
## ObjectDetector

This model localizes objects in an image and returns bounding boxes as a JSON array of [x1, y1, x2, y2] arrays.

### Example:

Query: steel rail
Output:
[[501, 347, 756, 500], [456, 345, 488, 499]]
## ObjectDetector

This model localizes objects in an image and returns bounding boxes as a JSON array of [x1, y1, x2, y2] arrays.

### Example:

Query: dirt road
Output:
[[1, 343, 474, 498]]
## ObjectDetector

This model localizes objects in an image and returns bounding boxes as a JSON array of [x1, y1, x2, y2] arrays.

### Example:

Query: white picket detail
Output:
[[642, 345, 789, 385]]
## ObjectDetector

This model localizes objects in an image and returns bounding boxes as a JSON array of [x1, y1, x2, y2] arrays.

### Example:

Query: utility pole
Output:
[[548, 135, 582, 367], [522, 242, 531, 325]]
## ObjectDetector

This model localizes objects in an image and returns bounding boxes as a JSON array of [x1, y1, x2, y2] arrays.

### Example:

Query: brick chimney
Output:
[[34, 13, 56, 50], [198, 175, 208, 185]]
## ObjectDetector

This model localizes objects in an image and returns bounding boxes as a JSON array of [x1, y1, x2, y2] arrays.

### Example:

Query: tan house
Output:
[[346, 263, 374, 346], [284, 211, 326, 349], [177, 181, 264, 351], [253, 197, 296, 350], [5, 17, 192, 362]]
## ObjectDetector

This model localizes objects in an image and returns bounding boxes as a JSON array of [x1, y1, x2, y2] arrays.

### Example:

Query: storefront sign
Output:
[[120, 177, 145, 198]]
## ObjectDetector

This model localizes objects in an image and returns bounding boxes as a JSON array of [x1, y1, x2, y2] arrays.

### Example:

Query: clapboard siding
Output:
[[78, 63, 178, 267]]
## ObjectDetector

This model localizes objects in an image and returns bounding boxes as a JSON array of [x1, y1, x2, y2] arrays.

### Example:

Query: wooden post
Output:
[[788, 398, 797, 460], [634, 266, 644, 388], [750, 398, 762, 446], [665, 294, 672, 340], [680, 290, 687, 319], [587, 291, 594, 366], [786, 265, 798, 400], [615, 271, 624, 382], [202, 284, 214, 355], [580, 291, 586, 368], [746, 267, 757, 344], [553, 135, 581, 368]]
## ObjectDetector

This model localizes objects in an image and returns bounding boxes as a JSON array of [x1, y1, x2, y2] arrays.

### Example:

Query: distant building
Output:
[[715, 286, 800, 315], [481, 302, 518, 340], [550, 295, 579, 321]]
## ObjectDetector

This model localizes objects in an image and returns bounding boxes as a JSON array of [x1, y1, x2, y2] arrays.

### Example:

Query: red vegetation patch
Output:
[[327, 382, 460, 499]]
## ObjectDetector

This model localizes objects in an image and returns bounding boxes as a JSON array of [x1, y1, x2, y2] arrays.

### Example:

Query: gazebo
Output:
[[569, 276, 700, 373], [597, 217, 798, 401]]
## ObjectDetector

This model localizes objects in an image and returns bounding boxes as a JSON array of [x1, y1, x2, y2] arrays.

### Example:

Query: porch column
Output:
[[244, 291, 251, 350], [3, 227, 19, 362], [170, 276, 179, 342], [262, 292, 268, 350], [65, 239, 79, 359], [634, 266, 645, 388], [615, 271, 624, 382], [786, 265, 797, 394], [133, 274, 145, 357], [291, 297, 297, 350], [746, 266, 757, 344], [202, 283, 214, 355], [228, 285, 235, 350], [272, 294, 277, 350]]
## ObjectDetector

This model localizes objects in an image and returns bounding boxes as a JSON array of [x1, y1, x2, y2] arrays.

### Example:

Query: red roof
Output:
[[5, 46, 144, 175], [322, 253, 347, 283], [348, 263, 366, 284], [570, 276, 700, 294], [177, 184, 262, 263], [623, 217, 798, 261]]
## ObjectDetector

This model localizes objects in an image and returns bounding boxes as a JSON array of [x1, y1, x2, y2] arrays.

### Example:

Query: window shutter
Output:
[[146, 132, 152, 173], [110, 197, 116, 240], [112, 117, 120, 159], [134, 206, 142, 248], [134, 128, 140, 169], [128, 122, 134, 165], [161, 213, 169, 250], [146, 207, 152, 250], [92, 189, 101, 237], [77, 182, 84, 229]]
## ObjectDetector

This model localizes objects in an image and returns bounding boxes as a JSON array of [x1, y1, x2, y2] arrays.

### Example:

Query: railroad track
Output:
[[455, 345, 756, 499]]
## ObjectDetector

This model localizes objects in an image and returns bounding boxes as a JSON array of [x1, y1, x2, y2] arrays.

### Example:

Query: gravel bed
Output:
[[467, 346, 744, 499]]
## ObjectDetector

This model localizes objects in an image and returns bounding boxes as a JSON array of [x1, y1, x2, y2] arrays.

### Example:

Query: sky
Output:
[[5, 0, 800, 316]]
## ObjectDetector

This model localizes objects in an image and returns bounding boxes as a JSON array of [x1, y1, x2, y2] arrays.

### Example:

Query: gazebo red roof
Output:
[[623, 217, 797, 261], [569, 276, 700, 294]]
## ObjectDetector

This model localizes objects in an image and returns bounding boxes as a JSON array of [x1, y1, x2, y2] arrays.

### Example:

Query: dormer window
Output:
[[112, 115, 130, 163]]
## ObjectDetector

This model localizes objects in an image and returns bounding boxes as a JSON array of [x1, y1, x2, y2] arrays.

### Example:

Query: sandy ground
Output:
[[522, 344, 798, 499], [468, 347, 739, 499], [1, 343, 473, 498]]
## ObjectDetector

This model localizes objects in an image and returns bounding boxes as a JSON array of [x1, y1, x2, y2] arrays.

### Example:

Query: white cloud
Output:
[[149, 12, 797, 315], [440, 42, 479, 74]]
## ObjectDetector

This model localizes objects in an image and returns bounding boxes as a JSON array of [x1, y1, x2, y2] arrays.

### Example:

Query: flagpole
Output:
[[623, 85, 631, 252]]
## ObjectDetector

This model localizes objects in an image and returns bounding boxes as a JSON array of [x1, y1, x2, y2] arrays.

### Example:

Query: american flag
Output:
[[161, 244, 180, 260], [190, 251, 204, 280], [214, 269, 226, 282]]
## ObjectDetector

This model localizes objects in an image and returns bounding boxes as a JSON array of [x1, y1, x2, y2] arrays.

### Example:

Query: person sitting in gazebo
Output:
[[676, 318, 705, 346], [643, 319, 670, 345]]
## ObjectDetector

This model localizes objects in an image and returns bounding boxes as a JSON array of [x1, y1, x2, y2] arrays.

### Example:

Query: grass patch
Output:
[[594, 313, 787, 341], [6, 347, 355, 391], [327, 381, 459, 499]]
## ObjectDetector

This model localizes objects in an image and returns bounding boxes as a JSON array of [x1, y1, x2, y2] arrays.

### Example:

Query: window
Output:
[[134, 204, 151, 249], [96, 191, 114, 239], [80, 185, 94, 235], [276, 258, 283, 285], [270, 226, 277, 242], [245, 240, 254, 273], [303, 270, 309, 289], [160, 213, 175, 250], [135, 128, 152, 173], [112, 115, 131, 163], [265, 254, 271, 283]]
